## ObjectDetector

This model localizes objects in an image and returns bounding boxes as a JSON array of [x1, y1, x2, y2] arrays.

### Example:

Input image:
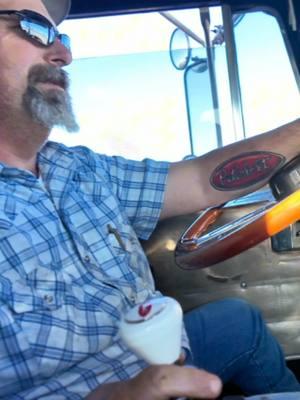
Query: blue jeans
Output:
[[184, 298, 300, 396]]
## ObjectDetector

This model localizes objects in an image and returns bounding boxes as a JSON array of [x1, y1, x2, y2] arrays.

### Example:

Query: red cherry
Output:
[[138, 304, 152, 317]]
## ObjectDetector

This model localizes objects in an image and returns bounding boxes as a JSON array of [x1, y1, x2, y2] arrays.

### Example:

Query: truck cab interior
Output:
[[61, 0, 300, 387]]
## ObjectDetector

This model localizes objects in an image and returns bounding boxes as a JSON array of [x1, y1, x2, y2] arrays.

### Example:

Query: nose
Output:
[[44, 39, 73, 67]]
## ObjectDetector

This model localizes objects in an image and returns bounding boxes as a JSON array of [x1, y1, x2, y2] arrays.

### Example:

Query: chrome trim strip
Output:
[[222, 4, 246, 141]]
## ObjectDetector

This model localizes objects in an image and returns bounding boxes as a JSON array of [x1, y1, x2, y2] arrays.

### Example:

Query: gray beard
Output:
[[23, 64, 79, 133]]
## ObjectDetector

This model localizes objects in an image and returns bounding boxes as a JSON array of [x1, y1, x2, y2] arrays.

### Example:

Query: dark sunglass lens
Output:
[[59, 34, 71, 51], [17, 11, 71, 50], [20, 18, 50, 46]]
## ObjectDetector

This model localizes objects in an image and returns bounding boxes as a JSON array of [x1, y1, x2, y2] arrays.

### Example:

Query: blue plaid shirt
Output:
[[0, 141, 189, 399]]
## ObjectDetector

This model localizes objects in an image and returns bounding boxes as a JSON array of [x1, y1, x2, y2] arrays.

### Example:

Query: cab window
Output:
[[50, 6, 300, 160]]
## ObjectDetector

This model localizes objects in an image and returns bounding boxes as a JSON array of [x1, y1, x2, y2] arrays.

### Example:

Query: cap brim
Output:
[[42, 0, 71, 25]]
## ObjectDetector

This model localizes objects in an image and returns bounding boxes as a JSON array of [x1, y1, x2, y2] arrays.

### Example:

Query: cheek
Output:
[[2, 56, 34, 90], [0, 38, 42, 97], [0, 38, 40, 77], [0, 64, 29, 105]]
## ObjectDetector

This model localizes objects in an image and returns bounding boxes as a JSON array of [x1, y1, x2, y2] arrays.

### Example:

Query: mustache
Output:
[[27, 64, 70, 90]]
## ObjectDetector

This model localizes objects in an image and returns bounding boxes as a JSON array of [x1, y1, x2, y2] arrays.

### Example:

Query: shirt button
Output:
[[84, 255, 91, 263], [44, 295, 54, 304], [130, 295, 136, 303]]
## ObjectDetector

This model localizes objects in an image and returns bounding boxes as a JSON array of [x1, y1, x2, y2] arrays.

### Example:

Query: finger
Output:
[[141, 365, 222, 400], [176, 351, 187, 366], [161, 365, 222, 399]]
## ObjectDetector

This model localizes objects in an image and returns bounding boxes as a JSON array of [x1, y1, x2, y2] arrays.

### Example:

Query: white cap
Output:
[[42, 0, 71, 25]]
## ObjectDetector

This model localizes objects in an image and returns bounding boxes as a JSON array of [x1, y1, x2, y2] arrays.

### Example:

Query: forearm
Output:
[[162, 118, 300, 218]]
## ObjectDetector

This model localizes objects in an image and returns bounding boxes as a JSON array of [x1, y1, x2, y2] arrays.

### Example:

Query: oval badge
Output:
[[210, 151, 285, 191]]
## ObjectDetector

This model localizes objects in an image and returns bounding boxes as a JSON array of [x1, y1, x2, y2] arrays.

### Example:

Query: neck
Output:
[[0, 94, 54, 174], [0, 142, 41, 174], [0, 121, 50, 175]]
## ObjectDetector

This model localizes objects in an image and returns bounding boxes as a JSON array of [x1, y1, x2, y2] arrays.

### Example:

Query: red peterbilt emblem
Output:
[[211, 151, 285, 190], [138, 304, 152, 317]]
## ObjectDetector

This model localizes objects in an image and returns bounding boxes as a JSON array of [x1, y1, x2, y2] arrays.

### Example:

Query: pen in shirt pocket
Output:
[[107, 224, 127, 251]]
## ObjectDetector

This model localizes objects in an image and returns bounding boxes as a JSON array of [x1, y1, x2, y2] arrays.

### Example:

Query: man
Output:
[[0, 0, 300, 399]]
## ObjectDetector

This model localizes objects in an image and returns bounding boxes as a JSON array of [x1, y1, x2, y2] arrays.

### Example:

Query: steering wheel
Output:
[[175, 156, 300, 269]]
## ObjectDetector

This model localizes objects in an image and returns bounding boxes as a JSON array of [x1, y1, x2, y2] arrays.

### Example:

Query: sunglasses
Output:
[[0, 9, 71, 51]]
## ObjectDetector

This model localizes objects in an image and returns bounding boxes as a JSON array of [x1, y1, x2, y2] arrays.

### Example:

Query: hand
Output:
[[127, 365, 222, 400], [86, 365, 222, 400]]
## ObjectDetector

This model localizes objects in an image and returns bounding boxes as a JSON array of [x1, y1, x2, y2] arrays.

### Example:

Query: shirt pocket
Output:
[[108, 221, 141, 251], [0, 267, 70, 383], [4, 267, 67, 314], [106, 222, 150, 274]]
